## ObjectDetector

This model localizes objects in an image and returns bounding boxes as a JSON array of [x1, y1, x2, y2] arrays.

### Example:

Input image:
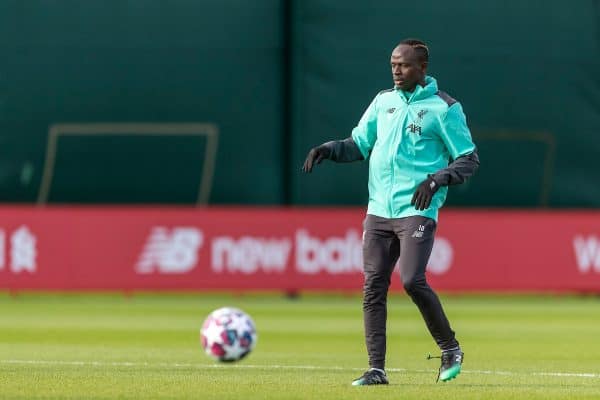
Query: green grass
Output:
[[0, 292, 599, 399]]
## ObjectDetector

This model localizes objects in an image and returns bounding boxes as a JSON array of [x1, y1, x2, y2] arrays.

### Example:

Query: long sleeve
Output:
[[350, 95, 379, 159], [433, 102, 479, 186], [438, 103, 476, 160], [322, 137, 364, 162], [430, 149, 480, 186]]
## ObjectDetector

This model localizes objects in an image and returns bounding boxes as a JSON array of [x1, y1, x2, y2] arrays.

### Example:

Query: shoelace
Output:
[[367, 370, 384, 384], [355, 370, 384, 384], [426, 353, 442, 383]]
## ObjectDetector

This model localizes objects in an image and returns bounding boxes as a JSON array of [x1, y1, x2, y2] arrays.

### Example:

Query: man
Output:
[[302, 38, 479, 385]]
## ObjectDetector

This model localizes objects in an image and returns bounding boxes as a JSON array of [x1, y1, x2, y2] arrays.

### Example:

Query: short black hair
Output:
[[398, 38, 429, 62]]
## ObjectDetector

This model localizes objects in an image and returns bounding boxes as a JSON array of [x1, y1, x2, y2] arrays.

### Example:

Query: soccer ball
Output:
[[200, 307, 257, 362]]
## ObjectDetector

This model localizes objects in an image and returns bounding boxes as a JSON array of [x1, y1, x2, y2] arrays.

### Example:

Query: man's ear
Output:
[[421, 61, 428, 74]]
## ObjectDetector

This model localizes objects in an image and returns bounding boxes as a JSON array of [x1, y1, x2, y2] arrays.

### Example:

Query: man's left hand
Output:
[[411, 177, 440, 210]]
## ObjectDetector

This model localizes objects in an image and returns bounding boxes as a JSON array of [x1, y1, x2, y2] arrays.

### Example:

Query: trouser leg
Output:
[[396, 216, 459, 351], [362, 215, 400, 370]]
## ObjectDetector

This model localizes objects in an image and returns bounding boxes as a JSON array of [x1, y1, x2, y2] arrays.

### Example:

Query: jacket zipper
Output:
[[389, 95, 409, 216]]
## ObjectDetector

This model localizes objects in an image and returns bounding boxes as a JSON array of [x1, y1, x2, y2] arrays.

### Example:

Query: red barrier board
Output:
[[0, 206, 599, 292]]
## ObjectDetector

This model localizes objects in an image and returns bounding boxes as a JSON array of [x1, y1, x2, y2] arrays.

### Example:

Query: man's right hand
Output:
[[302, 145, 331, 173]]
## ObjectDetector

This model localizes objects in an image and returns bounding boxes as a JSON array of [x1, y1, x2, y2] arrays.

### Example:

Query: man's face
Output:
[[390, 45, 427, 91]]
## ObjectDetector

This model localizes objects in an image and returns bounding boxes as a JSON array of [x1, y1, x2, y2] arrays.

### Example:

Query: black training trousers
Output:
[[362, 214, 459, 370]]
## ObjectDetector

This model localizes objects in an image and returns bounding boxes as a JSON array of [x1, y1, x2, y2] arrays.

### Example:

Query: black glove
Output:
[[302, 145, 331, 173], [411, 177, 440, 211]]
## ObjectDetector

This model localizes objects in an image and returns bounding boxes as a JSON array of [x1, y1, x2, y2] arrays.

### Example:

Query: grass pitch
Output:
[[0, 292, 599, 399]]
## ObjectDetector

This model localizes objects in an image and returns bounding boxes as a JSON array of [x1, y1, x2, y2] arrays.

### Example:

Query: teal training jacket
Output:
[[351, 76, 476, 221]]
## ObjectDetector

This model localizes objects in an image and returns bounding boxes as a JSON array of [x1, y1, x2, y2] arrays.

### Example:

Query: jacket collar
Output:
[[397, 75, 438, 103]]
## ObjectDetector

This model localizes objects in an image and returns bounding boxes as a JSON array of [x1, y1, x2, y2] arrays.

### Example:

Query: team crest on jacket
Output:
[[407, 109, 427, 135]]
